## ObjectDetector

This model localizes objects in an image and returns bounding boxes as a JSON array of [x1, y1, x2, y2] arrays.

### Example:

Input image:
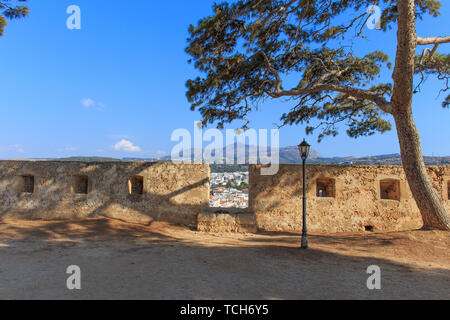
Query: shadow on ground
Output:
[[0, 218, 449, 300]]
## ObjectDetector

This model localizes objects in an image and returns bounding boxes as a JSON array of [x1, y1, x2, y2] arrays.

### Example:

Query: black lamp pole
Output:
[[301, 156, 308, 249], [298, 139, 311, 250]]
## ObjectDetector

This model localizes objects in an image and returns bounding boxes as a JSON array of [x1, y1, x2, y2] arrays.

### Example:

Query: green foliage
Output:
[[443, 95, 450, 108], [210, 164, 248, 173], [186, 0, 444, 142], [0, 0, 29, 36], [414, 51, 450, 98], [224, 181, 249, 190]]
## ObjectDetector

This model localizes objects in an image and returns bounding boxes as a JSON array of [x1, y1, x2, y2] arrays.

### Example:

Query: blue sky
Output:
[[0, 0, 449, 159]]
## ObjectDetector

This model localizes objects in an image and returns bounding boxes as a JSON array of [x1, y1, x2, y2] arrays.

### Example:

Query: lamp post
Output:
[[298, 139, 311, 250]]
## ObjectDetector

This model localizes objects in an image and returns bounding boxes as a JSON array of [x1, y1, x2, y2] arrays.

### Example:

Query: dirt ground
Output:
[[0, 218, 449, 300]]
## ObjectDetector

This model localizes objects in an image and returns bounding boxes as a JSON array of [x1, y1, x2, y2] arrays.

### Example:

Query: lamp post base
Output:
[[301, 233, 308, 250]]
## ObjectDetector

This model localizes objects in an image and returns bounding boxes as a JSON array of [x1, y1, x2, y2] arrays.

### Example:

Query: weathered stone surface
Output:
[[2, 161, 449, 234], [0, 161, 210, 227], [250, 164, 450, 233], [197, 212, 257, 233]]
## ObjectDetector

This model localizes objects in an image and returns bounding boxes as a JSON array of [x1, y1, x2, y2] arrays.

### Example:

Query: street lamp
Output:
[[298, 139, 311, 250]]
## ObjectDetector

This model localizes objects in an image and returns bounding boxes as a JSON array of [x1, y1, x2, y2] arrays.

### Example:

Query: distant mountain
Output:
[[50, 156, 120, 162], [162, 143, 322, 164], [312, 154, 450, 166], [277, 146, 322, 163], [47, 149, 450, 167], [208, 153, 450, 172], [122, 157, 164, 162]]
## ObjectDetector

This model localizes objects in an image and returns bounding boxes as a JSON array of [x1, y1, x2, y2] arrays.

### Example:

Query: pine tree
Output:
[[0, 0, 29, 36], [186, 0, 450, 230]]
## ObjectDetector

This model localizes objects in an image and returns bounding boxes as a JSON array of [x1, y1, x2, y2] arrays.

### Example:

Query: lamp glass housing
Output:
[[298, 139, 311, 161]]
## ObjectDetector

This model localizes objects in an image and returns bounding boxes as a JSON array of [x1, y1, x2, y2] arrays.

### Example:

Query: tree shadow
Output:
[[0, 218, 180, 243], [0, 221, 448, 300]]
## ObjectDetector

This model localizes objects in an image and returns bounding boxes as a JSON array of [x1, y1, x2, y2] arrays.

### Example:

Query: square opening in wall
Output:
[[20, 175, 34, 193], [128, 175, 144, 195], [365, 225, 374, 232], [316, 178, 335, 198], [72, 175, 88, 194], [447, 181, 450, 200], [380, 179, 400, 201]]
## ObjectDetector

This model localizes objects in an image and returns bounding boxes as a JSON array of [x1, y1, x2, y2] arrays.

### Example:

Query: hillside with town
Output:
[[210, 172, 249, 208]]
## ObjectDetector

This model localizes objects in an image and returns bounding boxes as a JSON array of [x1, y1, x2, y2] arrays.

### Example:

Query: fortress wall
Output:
[[0, 161, 210, 227], [1, 161, 449, 233], [249, 165, 450, 233]]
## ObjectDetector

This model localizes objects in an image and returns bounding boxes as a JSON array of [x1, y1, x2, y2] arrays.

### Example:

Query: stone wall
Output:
[[249, 165, 450, 233], [0, 161, 210, 227], [2, 161, 449, 233]]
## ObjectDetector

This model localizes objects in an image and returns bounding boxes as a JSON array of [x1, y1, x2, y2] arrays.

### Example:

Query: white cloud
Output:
[[81, 98, 105, 110], [0, 144, 25, 154], [11, 144, 24, 153], [56, 146, 79, 153], [156, 150, 167, 156], [66, 146, 78, 152], [114, 139, 141, 153], [108, 134, 132, 140], [81, 98, 95, 108]]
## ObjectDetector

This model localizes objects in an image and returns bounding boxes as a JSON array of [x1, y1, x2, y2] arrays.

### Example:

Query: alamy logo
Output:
[[366, 5, 381, 30], [171, 121, 280, 175], [66, 265, 81, 290], [366, 265, 381, 290], [66, 5, 81, 30]]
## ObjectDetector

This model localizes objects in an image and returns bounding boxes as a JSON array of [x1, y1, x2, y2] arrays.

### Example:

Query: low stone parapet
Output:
[[0, 160, 210, 227], [250, 164, 450, 233], [197, 210, 257, 233]]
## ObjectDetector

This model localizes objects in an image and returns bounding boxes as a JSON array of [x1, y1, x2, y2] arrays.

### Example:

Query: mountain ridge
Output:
[[44, 146, 450, 166]]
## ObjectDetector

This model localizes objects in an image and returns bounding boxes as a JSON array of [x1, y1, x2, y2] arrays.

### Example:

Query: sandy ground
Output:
[[0, 218, 449, 300]]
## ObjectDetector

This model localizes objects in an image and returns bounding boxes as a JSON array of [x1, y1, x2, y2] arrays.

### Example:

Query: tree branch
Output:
[[417, 36, 450, 45], [266, 84, 393, 114], [259, 51, 282, 93]]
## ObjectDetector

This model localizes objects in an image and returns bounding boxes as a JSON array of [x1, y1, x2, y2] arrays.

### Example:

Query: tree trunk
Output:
[[391, 0, 450, 230], [394, 111, 450, 230]]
